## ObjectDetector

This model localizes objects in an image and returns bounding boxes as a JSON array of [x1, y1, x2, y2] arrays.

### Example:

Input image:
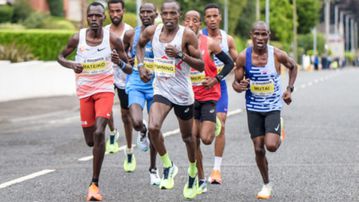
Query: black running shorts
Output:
[[153, 94, 194, 120], [247, 110, 281, 138], [194, 100, 217, 123], [115, 87, 129, 110]]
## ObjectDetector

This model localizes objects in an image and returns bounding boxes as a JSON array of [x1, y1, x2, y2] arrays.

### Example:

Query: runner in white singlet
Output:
[[136, 1, 205, 200]]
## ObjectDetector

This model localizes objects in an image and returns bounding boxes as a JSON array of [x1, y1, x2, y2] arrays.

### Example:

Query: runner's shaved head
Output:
[[251, 21, 270, 32], [185, 10, 201, 21]]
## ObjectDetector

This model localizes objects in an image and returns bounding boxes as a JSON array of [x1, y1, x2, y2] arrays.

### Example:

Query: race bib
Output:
[[154, 58, 176, 77], [144, 57, 155, 71], [190, 70, 206, 86], [250, 80, 275, 96], [82, 60, 107, 74]]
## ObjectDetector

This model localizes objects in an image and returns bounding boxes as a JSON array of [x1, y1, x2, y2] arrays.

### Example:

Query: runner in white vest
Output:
[[104, 0, 136, 174], [57, 2, 131, 201], [136, 1, 204, 199]]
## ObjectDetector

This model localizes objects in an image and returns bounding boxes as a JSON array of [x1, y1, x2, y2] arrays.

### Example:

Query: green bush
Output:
[[0, 23, 25, 30], [0, 43, 36, 62], [0, 29, 75, 61], [12, 0, 32, 23], [43, 17, 76, 30], [48, 0, 64, 17], [23, 12, 47, 29], [0, 5, 14, 23]]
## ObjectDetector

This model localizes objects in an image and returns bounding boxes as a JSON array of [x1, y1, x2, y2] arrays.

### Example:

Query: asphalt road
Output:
[[0, 68, 358, 202]]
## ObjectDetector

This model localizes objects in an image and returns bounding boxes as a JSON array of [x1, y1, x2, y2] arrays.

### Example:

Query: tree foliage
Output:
[[296, 0, 321, 34]]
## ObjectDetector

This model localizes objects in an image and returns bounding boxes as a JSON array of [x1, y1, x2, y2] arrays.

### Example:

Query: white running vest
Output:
[[151, 24, 194, 105], [104, 23, 133, 89], [75, 28, 114, 98]]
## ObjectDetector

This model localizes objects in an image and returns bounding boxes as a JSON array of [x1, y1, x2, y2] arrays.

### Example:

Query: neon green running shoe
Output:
[[183, 174, 198, 199], [123, 152, 136, 172], [159, 163, 178, 190], [215, 116, 222, 137], [105, 129, 120, 154], [197, 180, 208, 195]]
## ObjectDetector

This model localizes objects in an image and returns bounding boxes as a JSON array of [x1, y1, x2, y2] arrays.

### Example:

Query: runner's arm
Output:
[[57, 33, 83, 73], [123, 29, 135, 66], [209, 38, 234, 82], [136, 25, 155, 66], [227, 35, 239, 61], [183, 29, 204, 72], [110, 33, 132, 74], [275, 48, 297, 91], [232, 51, 249, 93]]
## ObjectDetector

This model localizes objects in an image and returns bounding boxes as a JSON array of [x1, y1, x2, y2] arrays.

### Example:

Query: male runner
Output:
[[233, 21, 297, 199], [203, 3, 238, 184], [136, 0, 204, 199], [183, 10, 234, 194], [105, 0, 136, 172], [122, 2, 160, 186], [57, 2, 131, 201]]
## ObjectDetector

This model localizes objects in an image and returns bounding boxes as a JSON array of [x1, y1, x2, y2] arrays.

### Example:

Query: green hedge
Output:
[[0, 29, 75, 61]]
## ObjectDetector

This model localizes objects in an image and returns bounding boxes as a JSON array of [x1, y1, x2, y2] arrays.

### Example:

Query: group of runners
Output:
[[58, 0, 297, 201]]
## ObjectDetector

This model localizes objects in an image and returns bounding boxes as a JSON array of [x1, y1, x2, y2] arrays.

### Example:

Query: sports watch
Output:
[[176, 51, 184, 59], [286, 86, 294, 93]]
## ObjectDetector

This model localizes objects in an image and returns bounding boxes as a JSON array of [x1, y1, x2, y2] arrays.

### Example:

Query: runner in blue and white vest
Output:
[[233, 21, 297, 200]]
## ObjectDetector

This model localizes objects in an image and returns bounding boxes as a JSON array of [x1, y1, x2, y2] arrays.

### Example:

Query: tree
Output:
[[260, 0, 293, 50], [296, 0, 321, 34], [236, 0, 256, 38]]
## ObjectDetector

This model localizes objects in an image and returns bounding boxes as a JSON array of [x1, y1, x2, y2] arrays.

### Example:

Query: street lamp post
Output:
[[256, 0, 260, 20], [136, 0, 141, 26], [224, 0, 228, 33], [265, 0, 270, 29]]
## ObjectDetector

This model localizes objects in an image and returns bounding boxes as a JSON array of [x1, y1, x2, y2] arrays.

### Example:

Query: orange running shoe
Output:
[[208, 169, 222, 184], [87, 183, 103, 201]]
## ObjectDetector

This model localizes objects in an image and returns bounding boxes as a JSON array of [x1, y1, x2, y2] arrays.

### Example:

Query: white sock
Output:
[[110, 129, 116, 136], [213, 156, 222, 171]]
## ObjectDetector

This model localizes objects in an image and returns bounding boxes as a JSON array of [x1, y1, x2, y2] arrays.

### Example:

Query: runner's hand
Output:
[[202, 77, 218, 89], [232, 79, 249, 93], [72, 63, 83, 74], [128, 57, 135, 66], [165, 44, 179, 58], [139, 66, 151, 83], [282, 91, 292, 105], [111, 49, 120, 65]]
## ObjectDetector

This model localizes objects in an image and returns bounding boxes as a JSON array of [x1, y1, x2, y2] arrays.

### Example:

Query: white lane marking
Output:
[[301, 84, 307, 88], [78, 108, 244, 162], [314, 79, 319, 83], [0, 169, 55, 189], [307, 82, 313, 86], [78, 144, 136, 162]]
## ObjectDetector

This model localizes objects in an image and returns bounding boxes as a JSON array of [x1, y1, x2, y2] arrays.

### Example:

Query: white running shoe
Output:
[[136, 120, 149, 152], [256, 183, 272, 199], [149, 168, 161, 186]]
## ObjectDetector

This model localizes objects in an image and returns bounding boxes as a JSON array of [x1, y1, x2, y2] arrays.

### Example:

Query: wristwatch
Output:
[[286, 86, 294, 93], [176, 51, 184, 59]]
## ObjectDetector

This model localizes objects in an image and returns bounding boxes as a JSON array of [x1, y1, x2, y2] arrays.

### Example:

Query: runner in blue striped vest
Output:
[[233, 21, 297, 200]]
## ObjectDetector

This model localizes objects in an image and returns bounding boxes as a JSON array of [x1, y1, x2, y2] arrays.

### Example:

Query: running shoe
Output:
[[149, 168, 161, 186], [256, 183, 272, 199], [159, 162, 178, 190], [105, 129, 120, 154], [280, 117, 285, 142], [86, 183, 103, 201], [215, 116, 222, 137], [136, 120, 149, 152], [197, 180, 208, 194], [183, 174, 198, 199], [123, 151, 136, 172], [208, 169, 222, 184]]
